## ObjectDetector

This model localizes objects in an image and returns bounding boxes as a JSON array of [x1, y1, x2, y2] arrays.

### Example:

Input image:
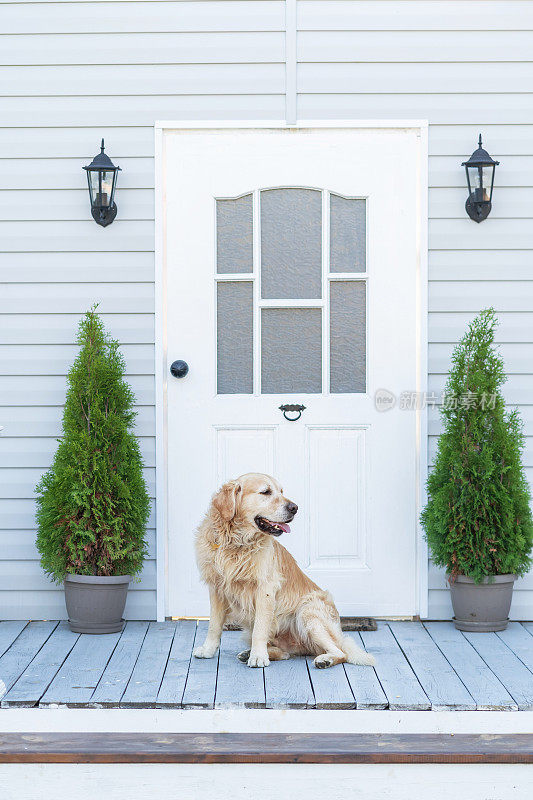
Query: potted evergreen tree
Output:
[[36, 308, 149, 633], [421, 308, 533, 631]]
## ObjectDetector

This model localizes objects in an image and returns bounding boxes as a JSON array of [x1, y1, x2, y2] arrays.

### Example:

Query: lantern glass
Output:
[[467, 164, 494, 202], [88, 169, 117, 208]]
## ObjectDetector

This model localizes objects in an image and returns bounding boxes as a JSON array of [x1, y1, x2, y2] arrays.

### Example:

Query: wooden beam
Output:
[[0, 733, 531, 764]]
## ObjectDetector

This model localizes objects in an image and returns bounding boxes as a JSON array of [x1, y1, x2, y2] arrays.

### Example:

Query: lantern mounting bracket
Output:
[[465, 196, 492, 223], [91, 202, 117, 227]]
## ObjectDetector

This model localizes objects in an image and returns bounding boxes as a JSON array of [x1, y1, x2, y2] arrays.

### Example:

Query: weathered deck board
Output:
[[120, 621, 176, 708], [182, 622, 220, 708], [90, 621, 149, 707], [306, 652, 355, 709], [0, 621, 27, 658], [264, 654, 315, 708], [40, 630, 122, 707], [360, 625, 430, 710], [215, 630, 266, 709], [343, 632, 388, 709], [2, 622, 79, 708], [497, 622, 533, 674], [1, 619, 533, 710], [1, 732, 532, 764], [156, 620, 197, 708], [390, 622, 476, 710], [181, 621, 220, 708], [0, 621, 57, 702], [425, 622, 517, 711], [463, 630, 533, 711]]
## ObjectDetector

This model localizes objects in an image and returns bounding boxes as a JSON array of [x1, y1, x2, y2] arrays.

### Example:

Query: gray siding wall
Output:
[[1, 0, 532, 619]]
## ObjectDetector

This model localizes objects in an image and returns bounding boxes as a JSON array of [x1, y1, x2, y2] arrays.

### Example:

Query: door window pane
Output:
[[261, 308, 322, 393], [216, 194, 253, 273], [330, 281, 366, 393], [330, 195, 366, 273], [261, 188, 322, 298], [217, 281, 253, 393]]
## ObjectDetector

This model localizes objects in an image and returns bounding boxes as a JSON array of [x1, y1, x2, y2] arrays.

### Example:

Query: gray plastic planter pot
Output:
[[64, 573, 130, 634], [448, 573, 516, 632]]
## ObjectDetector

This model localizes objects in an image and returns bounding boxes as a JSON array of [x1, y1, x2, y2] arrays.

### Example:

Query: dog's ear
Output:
[[212, 480, 241, 521]]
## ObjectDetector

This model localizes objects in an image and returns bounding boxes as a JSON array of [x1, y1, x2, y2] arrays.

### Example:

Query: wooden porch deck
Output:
[[1, 620, 532, 710]]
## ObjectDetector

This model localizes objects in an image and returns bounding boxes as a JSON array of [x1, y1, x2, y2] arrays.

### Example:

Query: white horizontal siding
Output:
[[0, 440, 156, 470], [298, 1, 533, 30], [0, 590, 156, 620], [0, 128, 155, 159], [0, 560, 156, 591], [1, 159, 155, 190], [0, 468, 155, 499], [298, 63, 533, 95], [0, 96, 286, 127], [1, 314, 155, 344], [0, 499, 156, 530], [1, 375, 154, 406], [2, 405, 155, 438], [1, 32, 286, 65], [1, 64, 286, 97], [0, 0, 286, 620], [0, 529, 156, 561], [0, 343, 155, 375], [429, 342, 533, 375], [2, 0, 533, 620], [298, 95, 533, 124], [298, 31, 533, 62], [0, 190, 154, 222], [294, 0, 533, 619], [0, 1, 285, 34]]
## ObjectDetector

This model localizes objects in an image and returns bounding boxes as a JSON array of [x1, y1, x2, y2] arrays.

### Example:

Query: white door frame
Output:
[[154, 120, 429, 622]]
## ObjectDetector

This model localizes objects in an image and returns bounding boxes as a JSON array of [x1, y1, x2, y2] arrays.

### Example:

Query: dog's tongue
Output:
[[276, 522, 291, 533]]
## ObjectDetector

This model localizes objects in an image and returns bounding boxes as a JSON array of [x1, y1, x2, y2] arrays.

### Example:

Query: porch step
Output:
[[0, 733, 532, 764]]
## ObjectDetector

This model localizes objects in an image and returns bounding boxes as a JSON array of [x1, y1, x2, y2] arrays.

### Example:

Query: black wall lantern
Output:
[[83, 139, 121, 227], [462, 135, 499, 223]]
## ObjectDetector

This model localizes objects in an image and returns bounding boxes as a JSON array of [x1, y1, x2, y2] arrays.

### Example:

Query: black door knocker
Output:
[[279, 403, 306, 422]]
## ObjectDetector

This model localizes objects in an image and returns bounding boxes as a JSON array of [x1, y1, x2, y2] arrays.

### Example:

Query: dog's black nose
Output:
[[286, 502, 298, 515]]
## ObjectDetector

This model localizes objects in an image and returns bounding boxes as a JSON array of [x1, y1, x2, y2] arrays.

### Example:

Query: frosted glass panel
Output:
[[330, 195, 366, 273], [330, 281, 366, 393], [217, 282, 253, 394], [216, 194, 253, 273], [261, 188, 322, 298], [261, 308, 322, 393]]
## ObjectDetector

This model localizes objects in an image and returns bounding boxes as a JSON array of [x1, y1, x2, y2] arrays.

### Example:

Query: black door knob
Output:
[[170, 360, 189, 378]]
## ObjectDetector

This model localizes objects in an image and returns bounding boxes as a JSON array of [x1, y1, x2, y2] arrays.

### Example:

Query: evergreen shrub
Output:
[[36, 308, 149, 580], [421, 308, 533, 582]]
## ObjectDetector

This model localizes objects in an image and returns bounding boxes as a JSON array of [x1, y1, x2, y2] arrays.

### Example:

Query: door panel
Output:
[[163, 126, 422, 616]]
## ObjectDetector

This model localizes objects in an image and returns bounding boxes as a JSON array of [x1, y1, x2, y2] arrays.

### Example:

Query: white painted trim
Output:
[[3, 764, 530, 800], [154, 120, 430, 619], [155, 120, 430, 130], [1, 709, 532, 735], [154, 124, 167, 622], [284, 0, 297, 125], [416, 123, 430, 620]]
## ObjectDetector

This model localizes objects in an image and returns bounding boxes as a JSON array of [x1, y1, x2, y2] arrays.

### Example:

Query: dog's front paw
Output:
[[193, 644, 218, 659], [247, 650, 270, 668]]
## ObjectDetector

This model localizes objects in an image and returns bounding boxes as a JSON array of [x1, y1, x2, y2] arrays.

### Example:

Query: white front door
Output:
[[160, 125, 424, 618]]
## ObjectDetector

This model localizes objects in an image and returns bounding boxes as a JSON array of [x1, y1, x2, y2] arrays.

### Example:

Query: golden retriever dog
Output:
[[194, 472, 375, 669]]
